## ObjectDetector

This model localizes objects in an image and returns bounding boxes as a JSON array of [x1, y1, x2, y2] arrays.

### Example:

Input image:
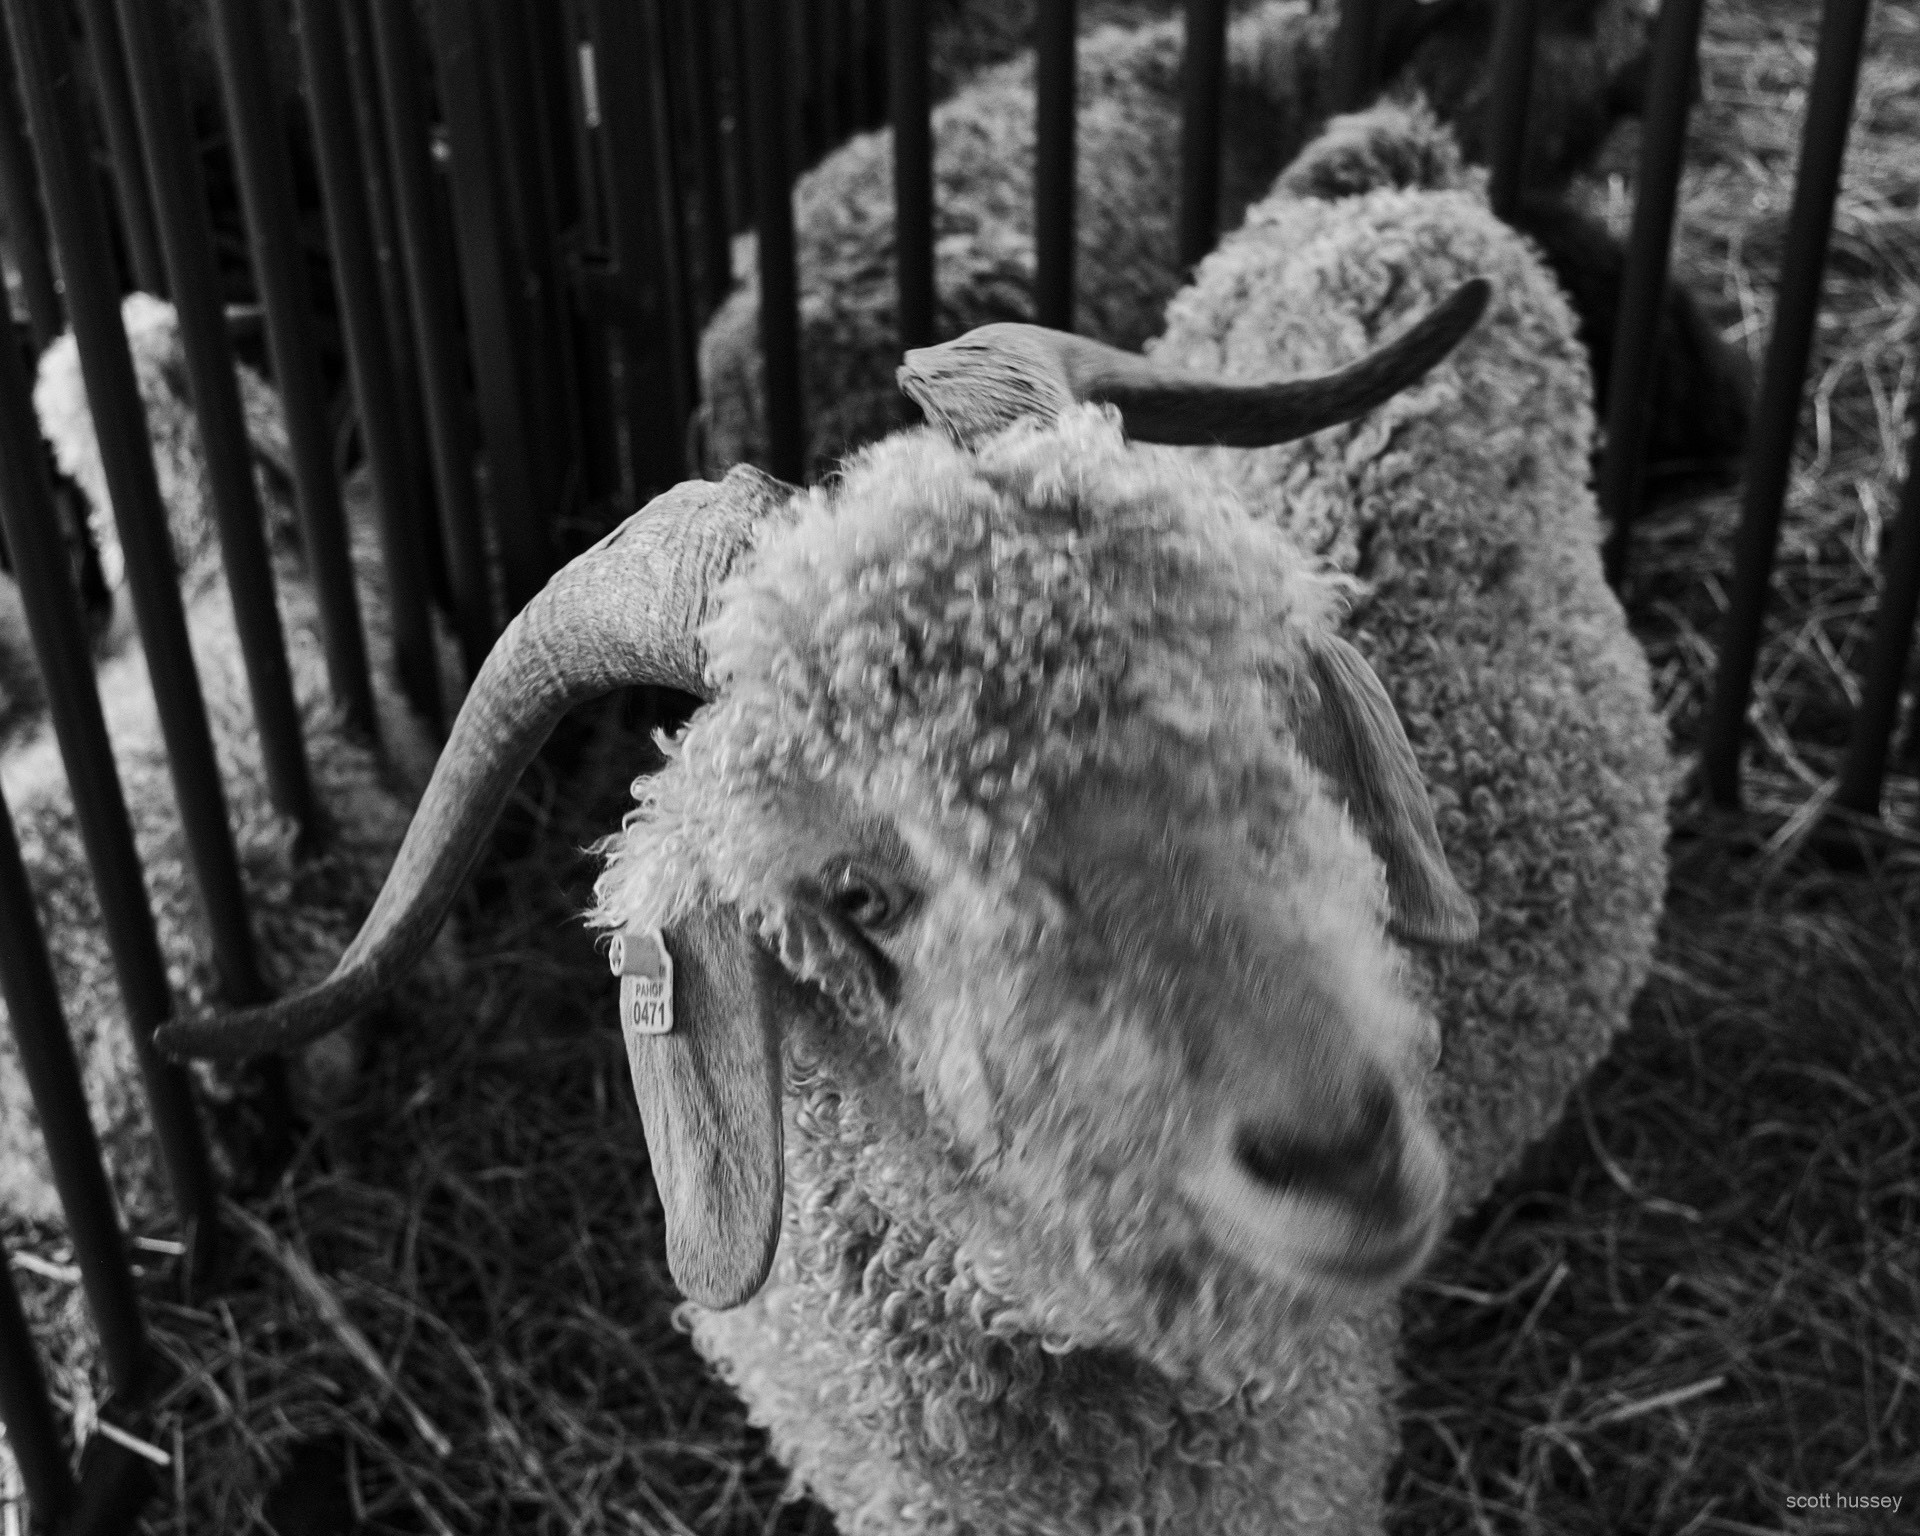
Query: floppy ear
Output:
[[1295, 634, 1478, 946], [623, 902, 793, 1309]]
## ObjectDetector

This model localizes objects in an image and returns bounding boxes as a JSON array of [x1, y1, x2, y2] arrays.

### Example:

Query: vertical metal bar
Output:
[[848, 0, 875, 130], [526, 0, 585, 236], [0, 1234, 76, 1530], [1177, 0, 1228, 272], [725, 0, 755, 241], [343, 0, 449, 615], [1484, 0, 1540, 222], [368, 0, 497, 679], [113, 0, 319, 843], [72, 0, 166, 296], [533, 1, 583, 235], [682, 0, 737, 318], [587, 0, 691, 496], [0, 229, 218, 1265], [554, 0, 623, 507], [525, 0, 602, 507], [839, 0, 859, 129], [559, 0, 607, 253], [648, 0, 702, 423], [293, 0, 443, 732], [427, 0, 552, 616], [784, 0, 808, 164], [891, 0, 933, 353], [1598, 0, 1710, 587], [0, 786, 148, 1398], [833, 0, 859, 132], [1328, 0, 1382, 114], [741, 0, 806, 481], [206, 0, 380, 742], [815, 0, 842, 149], [1703, 0, 1875, 809], [481, 0, 581, 527], [855, 0, 874, 128], [866, 0, 891, 132], [0, 12, 61, 348], [1034, 0, 1075, 333], [1834, 394, 1920, 816], [527, 0, 611, 513], [9, 0, 268, 1009]]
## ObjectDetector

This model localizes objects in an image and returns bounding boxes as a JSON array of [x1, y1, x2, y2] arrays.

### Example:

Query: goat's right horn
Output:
[[156, 465, 798, 1061], [900, 277, 1491, 447]]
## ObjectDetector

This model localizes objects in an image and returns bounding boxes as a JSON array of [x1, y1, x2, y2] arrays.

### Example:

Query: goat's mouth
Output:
[[1183, 1173, 1444, 1299], [1306, 1209, 1442, 1287]]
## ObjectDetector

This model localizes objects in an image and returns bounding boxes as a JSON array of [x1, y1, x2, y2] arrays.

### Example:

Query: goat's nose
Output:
[[1232, 1076, 1404, 1214]]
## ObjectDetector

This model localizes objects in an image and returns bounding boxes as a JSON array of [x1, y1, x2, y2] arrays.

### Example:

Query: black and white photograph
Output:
[[0, 0, 1914, 1531]]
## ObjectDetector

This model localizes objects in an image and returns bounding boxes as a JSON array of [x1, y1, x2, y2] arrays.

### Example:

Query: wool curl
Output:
[[1149, 98, 1676, 1213]]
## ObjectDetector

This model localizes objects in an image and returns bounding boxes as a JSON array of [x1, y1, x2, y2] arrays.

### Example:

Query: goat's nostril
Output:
[[1232, 1078, 1403, 1210]]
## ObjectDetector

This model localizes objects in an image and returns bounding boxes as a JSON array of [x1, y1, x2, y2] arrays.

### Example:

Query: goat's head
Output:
[[159, 287, 1483, 1381], [34, 294, 297, 596]]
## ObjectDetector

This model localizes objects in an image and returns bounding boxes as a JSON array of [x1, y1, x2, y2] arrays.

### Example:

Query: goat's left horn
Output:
[[900, 277, 1491, 447], [157, 466, 797, 1061]]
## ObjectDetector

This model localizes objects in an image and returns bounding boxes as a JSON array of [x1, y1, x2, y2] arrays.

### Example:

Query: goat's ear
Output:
[[623, 903, 790, 1309], [1295, 635, 1479, 946]]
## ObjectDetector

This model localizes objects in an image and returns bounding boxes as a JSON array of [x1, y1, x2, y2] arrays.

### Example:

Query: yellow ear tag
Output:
[[610, 924, 674, 1040]]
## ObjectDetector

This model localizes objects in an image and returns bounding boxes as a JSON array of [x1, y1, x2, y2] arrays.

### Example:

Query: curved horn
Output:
[[899, 277, 1492, 448], [157, 466, 798, 1061]]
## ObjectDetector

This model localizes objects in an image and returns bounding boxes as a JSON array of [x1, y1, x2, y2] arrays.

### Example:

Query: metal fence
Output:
[[0, 0, 1908, 1529]]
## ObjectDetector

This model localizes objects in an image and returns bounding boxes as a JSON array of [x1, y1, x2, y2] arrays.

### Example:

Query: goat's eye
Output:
[[821, 860, 916, 935]]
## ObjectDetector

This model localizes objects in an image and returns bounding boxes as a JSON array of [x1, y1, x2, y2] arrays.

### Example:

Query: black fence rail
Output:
[[0, 0, 1911, 1529]]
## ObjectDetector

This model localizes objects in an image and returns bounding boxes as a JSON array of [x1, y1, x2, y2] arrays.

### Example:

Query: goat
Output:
[[161, 262, 1488, 1529]]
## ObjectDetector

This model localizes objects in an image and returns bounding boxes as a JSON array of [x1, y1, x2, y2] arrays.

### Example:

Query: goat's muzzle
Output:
[[1185, 1063, 1447, 1295]]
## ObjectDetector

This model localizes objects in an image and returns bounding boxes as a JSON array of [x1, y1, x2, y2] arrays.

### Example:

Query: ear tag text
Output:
[[611, 925, 674, 1041]]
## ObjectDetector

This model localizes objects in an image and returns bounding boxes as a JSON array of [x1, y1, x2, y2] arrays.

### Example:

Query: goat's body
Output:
[[1153, 113, 1672, 1209], [691, 1075, 1401, 1535], [1, 305, 453, 1226]]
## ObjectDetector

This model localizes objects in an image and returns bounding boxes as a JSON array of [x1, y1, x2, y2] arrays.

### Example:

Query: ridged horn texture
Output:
[[900, 277, 1493, 448], [157, 467, 797, 1061]]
